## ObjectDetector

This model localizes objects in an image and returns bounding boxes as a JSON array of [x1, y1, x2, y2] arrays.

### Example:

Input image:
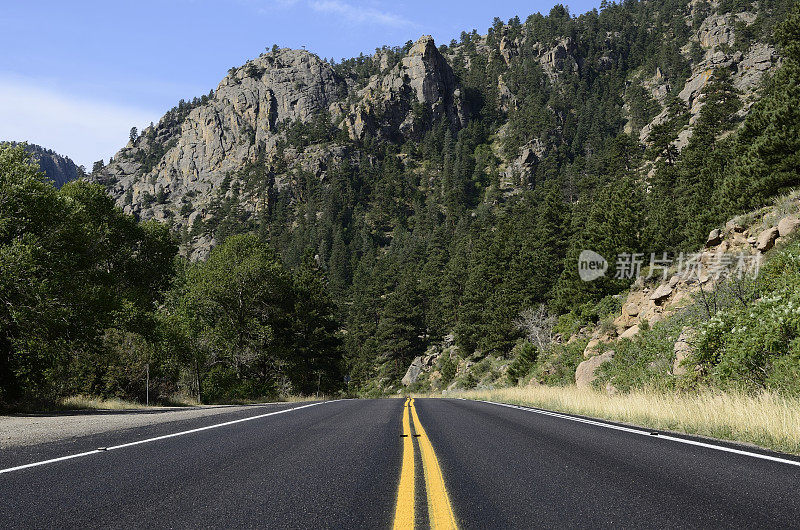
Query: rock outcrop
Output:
[[95, 48, 348, 234], [92, 36, 468, 258], [3, 142, 82, 188], [778, 216, 800, 238], [402, 357, 425, 386], [337, 35, 467, 141], [640, 10, 778, 145], [575, 350, 614, 388], [757, 226, 779, 252]]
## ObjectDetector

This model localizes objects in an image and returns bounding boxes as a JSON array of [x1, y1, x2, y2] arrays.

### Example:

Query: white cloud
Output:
[[0, 76, 159, 168], [309, 0, 415, 28]]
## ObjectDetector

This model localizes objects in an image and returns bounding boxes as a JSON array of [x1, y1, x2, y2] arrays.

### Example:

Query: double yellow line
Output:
[[393, 398, 458, 530]]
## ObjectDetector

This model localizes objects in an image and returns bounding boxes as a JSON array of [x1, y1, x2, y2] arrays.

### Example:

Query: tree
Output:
[[0, 144, 179, 406], [374, 269, 425, 382], [514, 305, 556, 350], [719, 3, 800, 212], [169, 234, 294, 400], [289, 254, 343, 394], [129, 127, 138, 143], [507, 342, 537, 385]]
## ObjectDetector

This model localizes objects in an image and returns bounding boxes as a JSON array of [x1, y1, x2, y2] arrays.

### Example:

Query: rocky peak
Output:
[[92, 47, 348, 251], [6, 143, 82, 188], [402, 35, 455, 110], [219, 48, 346, 127], [335, 35, 467, 141], [639, 9, 778, 147], [91, 36, 471, 259]]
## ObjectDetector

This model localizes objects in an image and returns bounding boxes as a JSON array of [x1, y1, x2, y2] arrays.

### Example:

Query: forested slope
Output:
[[3, 0, 799, 406]]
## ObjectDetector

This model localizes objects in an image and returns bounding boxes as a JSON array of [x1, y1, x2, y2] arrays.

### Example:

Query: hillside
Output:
[[402, 189, 800, 394], [1, 142, 83, 188], [83, 0, 800, 395]]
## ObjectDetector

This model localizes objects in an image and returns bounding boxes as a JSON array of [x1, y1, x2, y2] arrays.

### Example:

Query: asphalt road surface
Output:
[[2, 398, 799, 528]]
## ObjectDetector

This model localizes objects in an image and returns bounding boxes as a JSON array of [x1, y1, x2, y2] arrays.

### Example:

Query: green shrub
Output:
[[439, 353, 457, 386], [696, 291, 800, 390], [597, 318, 689, 391], [507, 341, 538, 384], [534, 339, 586, 385]]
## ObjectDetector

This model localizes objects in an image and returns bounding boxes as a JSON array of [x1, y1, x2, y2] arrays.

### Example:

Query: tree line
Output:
[[0, 144, 343, 408], [4, 0, 799, 402]]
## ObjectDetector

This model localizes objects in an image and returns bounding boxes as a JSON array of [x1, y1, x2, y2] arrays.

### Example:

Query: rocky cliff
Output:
[[2, 142, 82, 188], [91, 36, 467, 258], [90, 3, 782, 261]]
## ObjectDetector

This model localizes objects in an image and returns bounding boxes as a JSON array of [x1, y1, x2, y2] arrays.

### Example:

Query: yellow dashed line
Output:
[[409, 398, 459, 530], [393, 398, 415, 529]]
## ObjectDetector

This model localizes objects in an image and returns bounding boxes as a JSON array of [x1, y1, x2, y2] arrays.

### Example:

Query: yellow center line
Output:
[[393, 398, 415, 530], [409, 398, 459, 530]]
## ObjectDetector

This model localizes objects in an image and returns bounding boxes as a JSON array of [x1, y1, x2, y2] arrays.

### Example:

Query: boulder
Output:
[[619, 325, 640, 340], [623, 303, 640, 317], [756, 226, 779, 252], [575, 350, 614, 388], [706, 228, 722, 247], [429, 370, 442, 391], [401, 357, 424, 386], [725, 219, 745, 233], [649, 284, 673, 304], [583, 338, 601, 358], [778, 216, 800, 238]]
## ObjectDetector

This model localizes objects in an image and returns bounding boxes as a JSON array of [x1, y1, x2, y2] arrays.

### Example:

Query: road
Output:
[[1, 398, 799, 528]]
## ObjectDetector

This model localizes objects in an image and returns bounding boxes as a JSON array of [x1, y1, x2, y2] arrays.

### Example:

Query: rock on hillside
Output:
[[3, 142, 82, 188], [335, 35, 468, 141], [639, 10, 779, 147], [91, 36, 467, 258], [578, 194, 800, 391]]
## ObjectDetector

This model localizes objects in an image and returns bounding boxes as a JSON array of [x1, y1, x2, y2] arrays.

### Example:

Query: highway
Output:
[[2, 398, 800, 528]]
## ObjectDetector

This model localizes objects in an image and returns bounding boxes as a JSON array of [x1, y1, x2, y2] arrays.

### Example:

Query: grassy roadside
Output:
[[59, 395, 203, 411], [0, 394, 331, 414], [60, 394, 330, 410], [438, 386, 800, 455]]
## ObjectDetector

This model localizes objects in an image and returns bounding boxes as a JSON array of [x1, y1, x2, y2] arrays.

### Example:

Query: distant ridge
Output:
[[2, 141, 83, 188]]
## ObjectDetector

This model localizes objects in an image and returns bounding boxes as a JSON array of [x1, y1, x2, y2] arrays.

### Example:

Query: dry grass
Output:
[[59, 393, 326, 411], [209, 394, 328, 405], [442, 386, 800, 455], [61, 395, 152, 410]]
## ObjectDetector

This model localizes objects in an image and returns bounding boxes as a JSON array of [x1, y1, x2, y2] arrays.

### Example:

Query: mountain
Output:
[[88, 0, 799, 392], [91, 36, 468, 258], [2, 142, 83, 188]]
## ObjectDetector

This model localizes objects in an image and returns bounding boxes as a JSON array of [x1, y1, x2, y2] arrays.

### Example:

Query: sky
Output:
[[0, 0, 601, 168]]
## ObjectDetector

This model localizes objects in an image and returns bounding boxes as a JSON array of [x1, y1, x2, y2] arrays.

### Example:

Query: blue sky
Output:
[[0, 0, 601, 167]]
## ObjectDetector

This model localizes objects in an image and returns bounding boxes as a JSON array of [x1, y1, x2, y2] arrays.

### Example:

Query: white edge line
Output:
[[466, 399, 800, 468], [0, 400, 338, 475]]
